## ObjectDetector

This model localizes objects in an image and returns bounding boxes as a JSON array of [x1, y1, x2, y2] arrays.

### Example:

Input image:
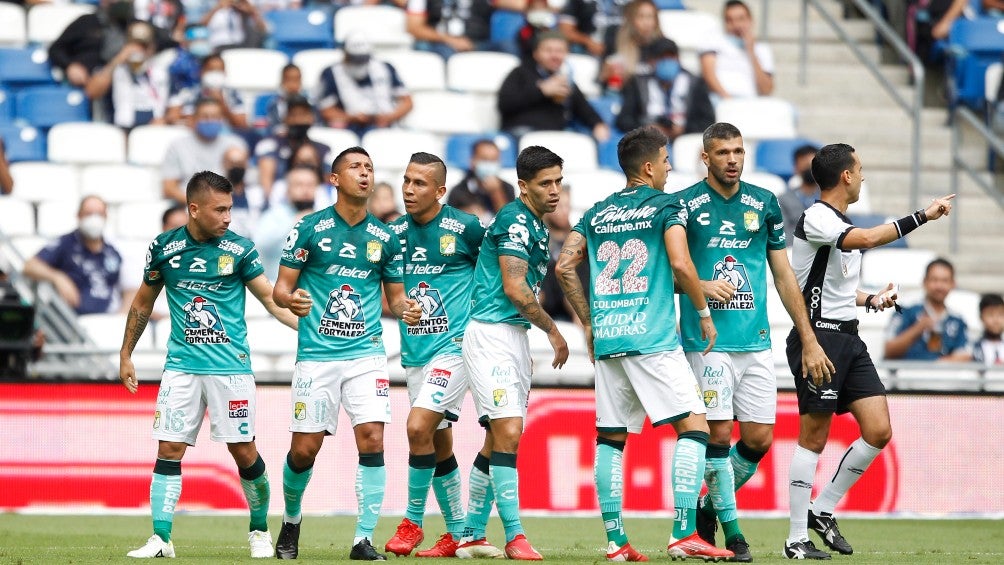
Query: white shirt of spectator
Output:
[[317, 61, 405, 116], [790, 202, 861, 322], [112, 62, 171, 128], [207, 7, 246, 49], [702, 34, 774, 99]]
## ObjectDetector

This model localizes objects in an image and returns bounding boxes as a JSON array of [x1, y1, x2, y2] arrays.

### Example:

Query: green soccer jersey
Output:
[[671, 180, 786, 352], [389, 206, 486, 367], [143, 227, 265, 374], [279, 207, 403, 361], [572, 186, 683, 358], [469, 198, 549, 328]]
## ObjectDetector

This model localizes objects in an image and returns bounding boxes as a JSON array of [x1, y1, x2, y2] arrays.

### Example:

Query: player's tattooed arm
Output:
[[555, 232, 591, 327], [119, 282, 161, 393], [500, 255, 569, 368]]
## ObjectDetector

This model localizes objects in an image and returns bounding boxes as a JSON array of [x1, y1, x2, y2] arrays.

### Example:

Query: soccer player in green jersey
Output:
[[271, 146, 423, 561], [119, 171, 299, 559], [673, 123, 833, 561], [382, 153, 499, 558], [556, 126, 733, 562], [461, 145, 569, 561]]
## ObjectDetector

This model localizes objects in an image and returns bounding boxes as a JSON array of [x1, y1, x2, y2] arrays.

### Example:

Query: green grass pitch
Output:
[[1, 514, 1002, 564]]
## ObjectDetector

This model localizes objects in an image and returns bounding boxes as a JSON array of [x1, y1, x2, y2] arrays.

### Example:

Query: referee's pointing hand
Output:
[[924, 193, 956, 221]]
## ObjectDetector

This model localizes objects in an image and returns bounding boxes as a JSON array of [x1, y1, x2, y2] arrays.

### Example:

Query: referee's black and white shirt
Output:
[[791, 201, 860, 322]]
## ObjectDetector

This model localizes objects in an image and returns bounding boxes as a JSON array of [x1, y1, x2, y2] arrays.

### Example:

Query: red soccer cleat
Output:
[[667, 532, 735, 562], [504, 534, 543, 561], [607, 541, 649, 562], [415, 533, 459, 558], [385, 518, 424, 556]]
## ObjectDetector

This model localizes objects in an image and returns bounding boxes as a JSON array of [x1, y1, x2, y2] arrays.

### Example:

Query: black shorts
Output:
[[786, 327, 885, 415]]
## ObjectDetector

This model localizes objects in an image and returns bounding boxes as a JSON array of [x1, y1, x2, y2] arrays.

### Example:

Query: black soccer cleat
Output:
[[808, 510, 853, 555], [726, 536, 752, 562], [350, 538, 387, 561], [275, 521, 300, 559], [696, 495, 719, 546], [783, 539, 831, 560]]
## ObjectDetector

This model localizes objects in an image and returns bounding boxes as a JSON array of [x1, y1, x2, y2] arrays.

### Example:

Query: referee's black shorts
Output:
[[786, 326, 885, 415]]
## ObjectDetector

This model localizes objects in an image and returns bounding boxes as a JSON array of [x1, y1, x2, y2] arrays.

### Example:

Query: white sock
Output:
[[787, 444, 820, 544], [812, 438, 881, 515]]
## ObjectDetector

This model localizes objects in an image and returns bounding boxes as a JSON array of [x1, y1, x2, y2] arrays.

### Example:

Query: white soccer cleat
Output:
[[248, 530, 274, 558], [455, 536, 505, 559], [127, 534, 176, 558]]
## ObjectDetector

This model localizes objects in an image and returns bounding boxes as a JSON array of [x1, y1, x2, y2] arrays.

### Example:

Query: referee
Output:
[[782, 143, 954, 560]]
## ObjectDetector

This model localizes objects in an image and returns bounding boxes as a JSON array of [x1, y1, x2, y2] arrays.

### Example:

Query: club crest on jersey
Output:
[[366, 240, 382, 263], [710, 256, 755, 311], [703, 390, 718, 408], [744, 210, 760, 232], [318, 284, 365, 337], [293, 401, 306, 420], [182, 296, 230, 344], [218, 254, 234, 275], [493, 388, 508, 407], [440, 234, 456, 256], [406, 282, 449, 336], [153, 410, 161, 429]]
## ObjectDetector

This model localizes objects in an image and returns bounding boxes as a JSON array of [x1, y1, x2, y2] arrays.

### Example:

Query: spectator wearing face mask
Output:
[[447, 138, 515, 221], [167, 25, 214, 98], [266, 140, 333, 210], [699, 0, 774, 100], [166, 53, 248, 129], [161, 97, 247, 203], [254, 94, 331, 200], [778, 144, 820, 244], [135, 0, 187, 42], [316, 34, 413, 135], [254, 165, 321, 281], [201, 0, 267, 51]]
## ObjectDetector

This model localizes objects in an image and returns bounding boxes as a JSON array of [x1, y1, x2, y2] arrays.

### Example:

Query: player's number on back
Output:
[[595, 239, 649, 295]]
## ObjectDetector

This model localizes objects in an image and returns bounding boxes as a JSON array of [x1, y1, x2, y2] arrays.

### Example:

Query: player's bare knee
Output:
[[863, 425, 892, 449], [354, 423, 384, 453], [708, 420, 734, 445], [406, 421, 434, 450], [226, 441, 258, 467], [156, 441, 187, 460], [739, 422, 774, 452]]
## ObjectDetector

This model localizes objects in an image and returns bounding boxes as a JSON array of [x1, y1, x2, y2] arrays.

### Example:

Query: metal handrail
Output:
[[949, 106, 1004, 252], [799, 0, 924, 210]]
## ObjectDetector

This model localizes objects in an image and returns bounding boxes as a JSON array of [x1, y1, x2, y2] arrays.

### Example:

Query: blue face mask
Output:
[[654, 59, 681, 83], [195, 119, 223, 140], [727, 34, 745, 50]]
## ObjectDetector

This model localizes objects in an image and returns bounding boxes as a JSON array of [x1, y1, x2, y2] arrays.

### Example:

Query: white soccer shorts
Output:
[[405, 354, 469, 430], [462, 320, 531, 422], [290, 356, 392, 434], [686, 349, 776, 424], [152, 371, 256, 444]]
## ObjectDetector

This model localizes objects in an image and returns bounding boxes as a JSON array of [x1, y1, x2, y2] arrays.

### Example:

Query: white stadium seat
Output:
[[334, 6, 412, 49], [127, 125, 189, 166], [10, 234, 48, 263], [845, 180, 872, 215], [986, 62, 1002, 109], [116, 200, 172, 241], [381, 50, 446, 92], [27, 3, 95, 45], [36, 199, 78, 238], [714, 97, 797, 140], [565, 53, 601, 98], [306, 126, 359, 153], [860, 248, 937, 292], [0, 3, 27, 47], [0, 196, 35, 236], [9, 162, 79, 204], [561, 169, 626, 217], [518, 131, 597, 173], [665, 171, 700, 194], [292, 48, 343, 92], [78, 313, 138, 350], [402, 90, 499, 134], [671, 133, 705, 174], [659, 9, 723, 52], [221, 48, 289, 92], [361, 129, 444, 171], [446, 51, 520, 94], [741, 171, 787, 196], [48, 122, 126, 164], [80, 164, 159, 204]]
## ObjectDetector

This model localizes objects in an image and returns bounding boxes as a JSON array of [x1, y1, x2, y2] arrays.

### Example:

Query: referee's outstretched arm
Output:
[[840, 194, 955, 251]]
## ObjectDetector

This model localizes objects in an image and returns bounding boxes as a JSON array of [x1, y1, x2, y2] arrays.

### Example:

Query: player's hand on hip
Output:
[[802, 339, 835, 386], [401, 298, 423, 326], [290, 288, 312, 317], [699, 317, 717, 355], [924, 193, 956, 220], [702, 279, 736, 303], [119, 358, 138, 394], [548, 327, 569, 369]]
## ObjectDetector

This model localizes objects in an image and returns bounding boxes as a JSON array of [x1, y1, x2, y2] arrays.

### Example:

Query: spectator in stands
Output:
[[135, 0, 187, 42], [700, 0, 774, 100], [517, 0, 560, 61], [558, 0, 630, 57], [161, 97, 247, 203], [166, 53, 248, 129], [120, 204, 188, 321], [368, 181, 401, 223], [973, 293, 1004, 365], [23, 196, 125, 315], [254, 94, 330, 200], [317, 35, 414, 135], [498, 31, 611, 141], [908, 0, 968, 67], [201, 0, 267, 51], [267, 140, 333, 209], [167, 25, 213, 99], [599, 0, 663, 92], [84, 22, 171, 129], [262, 64, 308, 134], [615, 37, 715, 141], [885, 258, 971, 361], [222, 145, 264, 236], [448, 138, 516, 221], [405, 0, 525, 58], [0, 139, 12, 195], [254, 165, 320, 281], [778, 144, 820, 243]]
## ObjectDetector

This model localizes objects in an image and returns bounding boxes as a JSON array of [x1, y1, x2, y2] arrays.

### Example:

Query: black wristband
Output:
[[893, 210, 927, 238], [865, 294, 876, 313]]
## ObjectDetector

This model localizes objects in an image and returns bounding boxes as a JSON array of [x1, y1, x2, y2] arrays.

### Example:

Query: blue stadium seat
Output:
[[490, 10, 526, 44], [946, 17, 1004, 110], [589, 94, 623, 127], [0, 124, 46, 162], [252, 93, 278, 128], [850, 214, 907, 248], [653, 0, 686, 8], [265, 9, 335, 56], [0, 48, 55, 87], [14, 86, 90, 128], [598, 132, 624, 171], [445, 132, 517, 169], [0, 89, 11, 124], [754, 137, 822, 181]]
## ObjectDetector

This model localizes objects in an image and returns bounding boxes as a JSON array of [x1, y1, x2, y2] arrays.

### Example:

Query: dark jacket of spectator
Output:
[[48, 11, 175, 76], [497, 60, 603, 134]]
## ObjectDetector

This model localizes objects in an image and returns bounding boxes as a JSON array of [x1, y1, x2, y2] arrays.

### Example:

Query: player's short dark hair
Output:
[[811, 143, 856, 191], [979, 293, 1004, 313], [186, 170, 232, 203], [161, 203, 186, 226], [409, 152, 447, 186], [516, 145, 563, 182], [702, 122, 742, 151], [793, 144, 818, 163], [724, 0, 751, 15], [617, 126, 668, 176], [331, 146, 371, 173], [924, 257, 955, 280]]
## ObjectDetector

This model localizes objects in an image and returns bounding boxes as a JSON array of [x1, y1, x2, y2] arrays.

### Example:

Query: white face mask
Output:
[[202, 70, 226, 90], [345, 64, 369, 81], [79, 213, 105, 239]]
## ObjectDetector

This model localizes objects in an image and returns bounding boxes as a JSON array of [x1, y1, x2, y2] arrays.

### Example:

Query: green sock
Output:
[[461, 453, 494, 540], [595, 438, 628, 546], [432, 455, 465, 538], [672, 432, 708, 540], [405, 453, 436, 526], [151, 459, 182, 543], [282, 452, 313, 524], [239, 454, 270, 533], [489, 451, 523, 542], [355, 452, 385, 540], [730, 440, 764, 491], [705, 443, 740, 542]]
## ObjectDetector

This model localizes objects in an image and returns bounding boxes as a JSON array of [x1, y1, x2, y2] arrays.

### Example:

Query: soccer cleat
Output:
[[275, 521, 300, 559], [725, 537, 752, 563], [783, 539, 831, 560], [695, 496, 718, 546], [415, 533, 459, 557], [504, 534, 543, 561], [455, 537, 505, 559], [807, 510, 852, 555], [248, 530, 273, 559], [350, 538, 387, 561], [606, 541, 649, 562], [127, 534, 176, 558], [384, 517, 424, 556], [667, 532, 734, 562]]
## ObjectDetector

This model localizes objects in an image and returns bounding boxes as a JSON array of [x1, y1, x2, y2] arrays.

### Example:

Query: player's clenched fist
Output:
[[401, 298, 422, 326], [289, 288, 312, 317]]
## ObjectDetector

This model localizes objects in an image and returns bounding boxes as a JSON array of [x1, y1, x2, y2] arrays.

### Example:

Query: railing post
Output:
[[799, 0, 808, 86], [950, 107, 961, 253]]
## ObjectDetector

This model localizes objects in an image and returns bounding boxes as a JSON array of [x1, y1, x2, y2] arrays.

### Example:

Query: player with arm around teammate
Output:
[[119, 170, 299, 559]]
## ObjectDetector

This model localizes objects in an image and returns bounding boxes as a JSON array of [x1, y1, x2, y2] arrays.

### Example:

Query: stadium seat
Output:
[[659, 9, 723, 52], [306, 126, 359, 153], [490, 10, 526, 45], [334, 6, 412, 50], [0, 4, 27, 47], [402, 90, 500, 134], [665, 171, 700, 194], [0, 124, 45, 162], [78, 313, 138, 352], [0, 89, 10, 123], [291, 48, 342, 92], [715, 97, 797, 140], [14, 86, 89, 128], [986, 61, 1002, 116], [80, 164, 159, 204], [0, 47, 54, 87], [116, 200, 172, 240], [10, 234, 47, 263], [518, 131, 597, 173], [26, 3, 95, 45], [0, 196, 35, 236], [127, 124, 189, 166], [445, 132, 517, 169], [381, 50, 446, 92], [446, 51, 520, 94], [741, 171, 786, 196], [361, 129, 444, 171], [565, 53, 601, 98], [848, 213, 906, 249], [597, 133, 622, 171], [561, 169, 626, 215], [252, 92, 277, 127], [654, 0, 686, 8], [265, 9, 335, 55], [946, 17, 1004, 110], [48, 122, 126, 165], [221, 48, 289, 92], [670, 133, 705, 173], [9, 162, 79, 204], [753, 137, 822, 181], [860, 248, 937, 291], [35, 199, 78, 237], [845, 179, 872, 215], [589, 95, 623, 128]]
